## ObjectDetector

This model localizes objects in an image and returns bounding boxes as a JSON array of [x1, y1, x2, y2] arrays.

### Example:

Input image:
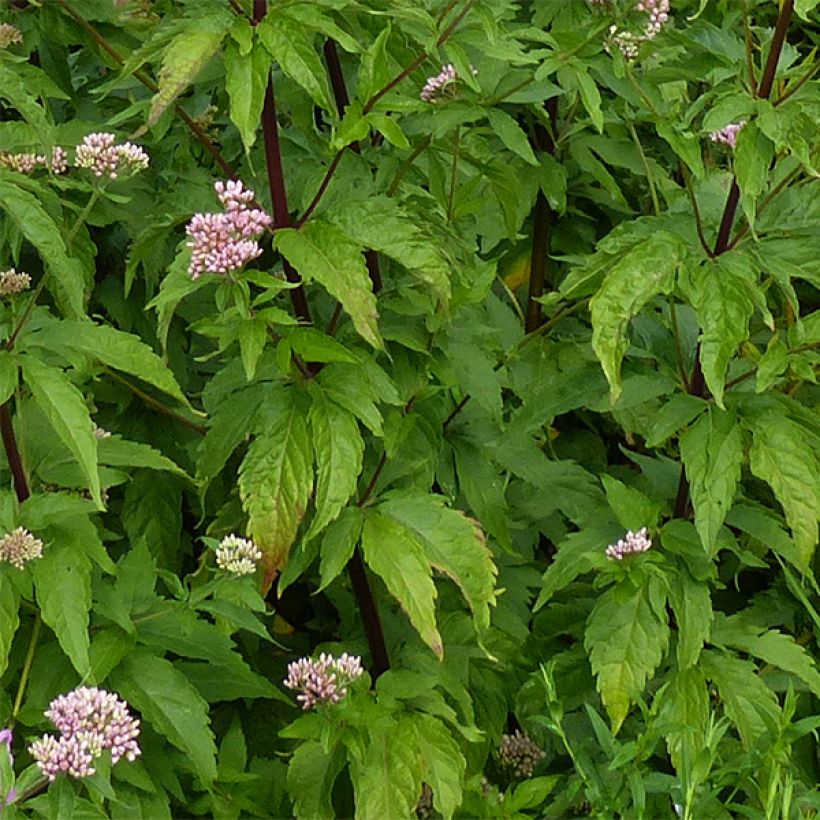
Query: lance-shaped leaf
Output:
[[361, 509, 441, 657], [276, 223, 381, 349], [110, 651, 218, 786], [585, 575, 669, 734], [32, 545, 92, 677], [590, 231, 684, 400], [376, 494, 497, 631], [21, 356, 100, 505], [413, 714, 466, 820], [688, 253, 756, 407], [658, 667, 710, 776], [667, 570, 712, 668], [747, 410, 819, 570], [307, 390, 364, 540], [680, 407, 744, 555], [239, 401, 313, 589], [0, 178, 86, 318], [0, 574, 19, 678], [225, 35, 269, 150], [288, 741, 346, 820], [147, 13, 230, 127], [25, 319, 191, 408]]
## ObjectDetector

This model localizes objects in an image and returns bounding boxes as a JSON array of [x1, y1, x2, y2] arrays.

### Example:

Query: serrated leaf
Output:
[[0, 574, 19, 678], [645, 394, 707, 448], [97, 436, 188, 478], [590, 231, 684, 400], [747, 411, 819, 570], [25, 319, 191, 408], [239, 400, 313, 589], [486, 109, 538, 165], [237, 315, 268, 381], [658, 667, 710, 775], [21, 356, 100, 505], [700, 649, 780, 749], [225, 37, 268, 150], [378, 494, 497, 631], [258, 14, 332, 110], [413, 714, 465, 820], [361, 509, 441, 657], [734, 122, 773, 231], [307, 392, 364, 540], [318, 508, 363, 591], [601, 475, 661, 532], [688, 254, 756, 407], [32, 545, 92, 676], [585, 576, 669, 733], [110, 651, 218, 786], [567, 63, 603, 133], [288, 741, 346, 820], [276, 223, 381, 349], [680, 407, 743, 555], [668, 570, 712, 668], [0, 179, 85, 318], [176, 657, 287, 703], [148, 15, 229, 127]]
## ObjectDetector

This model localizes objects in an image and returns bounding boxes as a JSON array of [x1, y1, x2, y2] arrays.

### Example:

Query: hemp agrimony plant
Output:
[[0, 0, 818, 817]]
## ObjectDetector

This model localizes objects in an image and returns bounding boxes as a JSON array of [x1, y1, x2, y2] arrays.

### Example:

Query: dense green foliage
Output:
[[0, 0, 819, 816]]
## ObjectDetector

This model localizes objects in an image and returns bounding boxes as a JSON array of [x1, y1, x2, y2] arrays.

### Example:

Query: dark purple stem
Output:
[[0, 404, 29, 503]]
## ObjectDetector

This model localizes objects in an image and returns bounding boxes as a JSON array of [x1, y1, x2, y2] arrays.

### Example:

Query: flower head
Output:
[[709, 121, 746, 149], [0, 527, 43, 569], [421, 64, 459, 102], [74, 132, 149, 179], [50, 146, 68, 175], [215, 534, 262, 576], [605, 527, 652, 560], [29, 686, 140, 781], [185, 181, 272, 279], [606, 0, 670, 59], [0, 269, 31, 296], [0, 24, 22, 49], [499, 730, 545, 779], [284, 652, 364, 710]]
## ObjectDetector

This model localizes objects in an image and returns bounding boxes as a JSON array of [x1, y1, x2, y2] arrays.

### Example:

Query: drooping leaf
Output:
[[590, 231, 684, 400], [585, 575, 669, 733], [97, 435, 188, 479], [32, 544, 92, 676], [412, 714, 466, 820], [287, 741, 346, 820], [307, 391, 364, 540], [239, 400, 314, 589], [110, 651, 218, 786], [361, 509, 441, 657], [21, 356, 100, 505], [680, 407, 744, 555], [276, 223, 381, 349]]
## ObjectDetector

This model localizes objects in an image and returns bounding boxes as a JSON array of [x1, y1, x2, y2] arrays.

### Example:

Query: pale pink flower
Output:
[[421, 64, 459, 102], [709, 121, 746, 149], [216, 534, 262, 576], [0, 24, 22, 49], [605, 527, 652, 560], [0, 527, 43, 569], [284, 653, 364, 710], [74, 132, 149, 179], [0, 269, 32, 296]]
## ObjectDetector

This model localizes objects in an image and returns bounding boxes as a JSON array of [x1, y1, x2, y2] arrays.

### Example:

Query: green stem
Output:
[[628, 121, 659, 216], [447, 128, 461, 223], [10, 614, 42, 728], [386, 136, 432, 197]]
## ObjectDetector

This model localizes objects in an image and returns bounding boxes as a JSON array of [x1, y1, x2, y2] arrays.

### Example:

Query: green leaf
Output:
[[32, 544, 92, 676], [0, 574, 19, 678], [0, 353, 18, 407], [361, 509, 441, 657], [658, 667, 710, 776], [176, 657, 287, 703], [25, 319, 191, 408], [239, 400, 313, 587], [225, 37, 268, 150], [287, 327, 359, 364], [747, 410, 819, 570], [97, 435, 188, 478], [700, 649, 780, 749], [590, 231, 684, 400], [585, 576, 669, 733], [656, 123, 705, 179], [318, 508, 363, 591], [377, 494, 497, 631], [366, 113, 409, 149], [667, 570, 712, 668], [486, 109, 538, 165], [688, 254, 756, 407], [110, 651, 218, 786], [148, 14, 229, 127], [258, 13, 332, 110], [645, 394, 707, 448], [0, 178, 86, 318], [413, 714, 465, 820], [350, 716, 421, 820], [734, 122, 774, 231], [680, 407, 744, 555], [21, 356, 100, 505], [795, 0, 820, 20], [565, 63, 603, 133], [601, 475, 661, 532], [237, 314, 268, 381], [287, 741, 346, 820], [276, 223, 381, 349], [307, 391, 364, 540]]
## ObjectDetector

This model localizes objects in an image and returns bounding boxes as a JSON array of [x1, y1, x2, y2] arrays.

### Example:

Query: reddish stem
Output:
[[0, 404, 29, 503]]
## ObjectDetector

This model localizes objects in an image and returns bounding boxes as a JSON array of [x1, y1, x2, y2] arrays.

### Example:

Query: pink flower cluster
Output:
[[0, 269, 32, 297], [605, 527, 652, 560], [74, 133, 148, 179], [709, 120, 745, 149], [0, 24, 22, 49], [499, 730, 545, 779], [28, 686, 141, 781], [216, 533, 262, 576], [607, 0, 670, 59], [421, 64, 459, 102], [0, 147, 67, 175], [0, 527, 43, 569], [186, 180, 273, 279], [284, 653, 364, 710]]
